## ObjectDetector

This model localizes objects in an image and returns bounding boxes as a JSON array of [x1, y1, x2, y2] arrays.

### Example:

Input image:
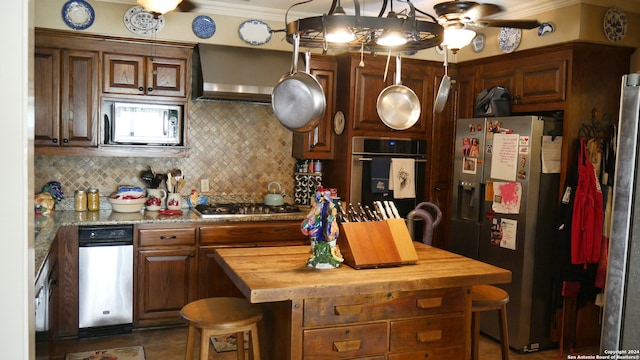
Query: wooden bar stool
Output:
[[471, 285, 510, 360], [180, 297, 263, 360]]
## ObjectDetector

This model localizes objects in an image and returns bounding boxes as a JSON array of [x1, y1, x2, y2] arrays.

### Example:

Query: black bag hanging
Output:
[[474, 86, 512, 117]]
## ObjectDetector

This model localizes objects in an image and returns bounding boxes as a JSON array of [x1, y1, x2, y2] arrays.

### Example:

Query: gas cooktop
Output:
[[193, 203, 304, 218]]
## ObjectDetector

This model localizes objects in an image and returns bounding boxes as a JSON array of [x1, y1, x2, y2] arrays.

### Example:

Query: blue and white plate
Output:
[[61, 0, 95, 30], [603, 7, 626, 43], [498, 27, 521, 53], [538, 22, 555, 37], [238, 19, 272, 46], [124, 5, 164, 36], [192, 15, 216, 39]]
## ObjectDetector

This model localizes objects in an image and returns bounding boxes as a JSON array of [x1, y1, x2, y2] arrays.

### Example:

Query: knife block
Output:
[[338, 218, 418, 269]]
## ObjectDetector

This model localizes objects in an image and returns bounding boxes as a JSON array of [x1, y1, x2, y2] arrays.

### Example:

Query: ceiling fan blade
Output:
[[472, 19, 541, 29], [460, 3, 503, 21], [177, 0, 196, 12]]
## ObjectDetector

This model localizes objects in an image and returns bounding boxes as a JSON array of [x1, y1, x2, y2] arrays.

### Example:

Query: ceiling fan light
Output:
[[137, 0, 182, 15], [326, 27, 356, 43], [442, 27, 476, 51], [376, 30, 408, 47]]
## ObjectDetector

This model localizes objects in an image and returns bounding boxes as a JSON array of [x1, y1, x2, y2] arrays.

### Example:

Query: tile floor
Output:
[[37, 325, 600, 360]]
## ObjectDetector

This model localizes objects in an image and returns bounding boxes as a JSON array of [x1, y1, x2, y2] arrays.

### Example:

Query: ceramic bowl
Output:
[[108, 196, 146, 213]]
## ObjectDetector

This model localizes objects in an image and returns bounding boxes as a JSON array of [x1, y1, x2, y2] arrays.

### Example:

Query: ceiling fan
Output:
[[432, 1, 540, 30], [137, 0, 197, 17]]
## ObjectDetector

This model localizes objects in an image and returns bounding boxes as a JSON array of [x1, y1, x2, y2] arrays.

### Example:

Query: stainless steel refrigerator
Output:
[[450, 115, 560, 353], [601, 74, 640, 352]]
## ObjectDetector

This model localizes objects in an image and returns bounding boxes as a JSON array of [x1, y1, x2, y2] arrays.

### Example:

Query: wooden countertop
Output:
[[214, 243, 512, 303]]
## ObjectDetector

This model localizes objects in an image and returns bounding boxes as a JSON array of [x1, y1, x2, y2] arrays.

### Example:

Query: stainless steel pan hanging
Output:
[[434, 45, 451, 113], [272, 33, 326, 133], [376, 54, 421, 130]]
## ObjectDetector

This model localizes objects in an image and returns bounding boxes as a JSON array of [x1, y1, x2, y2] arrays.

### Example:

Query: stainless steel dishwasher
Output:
[[78, 225, 133, 338]]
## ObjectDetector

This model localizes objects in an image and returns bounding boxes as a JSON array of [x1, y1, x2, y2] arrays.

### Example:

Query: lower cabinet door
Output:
[[135, 248, 197, 326], [304, 322, 387, 359], [389, 314, 465, 353]]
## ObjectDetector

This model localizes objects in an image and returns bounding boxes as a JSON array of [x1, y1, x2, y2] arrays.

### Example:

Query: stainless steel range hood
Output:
[[193, 44, 294, 103]]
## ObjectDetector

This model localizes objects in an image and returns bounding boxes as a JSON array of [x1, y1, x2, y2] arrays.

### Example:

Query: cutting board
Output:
[[338, 219, 417, 269]]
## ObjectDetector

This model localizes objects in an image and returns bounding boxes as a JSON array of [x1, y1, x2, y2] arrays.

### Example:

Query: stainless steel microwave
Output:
[[110, 102, 182, 145]]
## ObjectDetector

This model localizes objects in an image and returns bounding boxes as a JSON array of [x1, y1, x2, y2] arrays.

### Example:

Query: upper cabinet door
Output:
[[103, 53, 187, 97], [34, 48, 61, 146], [292, 55, 337, 160], [60, 49, 99, 147], [146, 57, 187, 98], [103, 53, 146, 95]]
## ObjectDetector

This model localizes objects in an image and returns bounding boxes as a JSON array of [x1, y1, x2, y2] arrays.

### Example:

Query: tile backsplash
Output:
[[35, 100, 298, 203]]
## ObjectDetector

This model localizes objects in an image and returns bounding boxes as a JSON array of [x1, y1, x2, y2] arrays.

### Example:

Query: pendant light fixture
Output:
[[137, 0, 183, 16], [324, 0, 356, 43]]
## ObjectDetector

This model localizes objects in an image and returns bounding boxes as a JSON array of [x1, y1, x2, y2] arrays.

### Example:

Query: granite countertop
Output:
[[34, 208, 308, 278]]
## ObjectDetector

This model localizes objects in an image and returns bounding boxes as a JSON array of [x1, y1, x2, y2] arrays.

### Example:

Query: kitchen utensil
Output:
[[434, 45, 451, 113], [140, 168, 154, 187], [389, 201, 401, 218], [272, 33, 326, 133], [264, 181, 285, 206], [152, 173, 164, 189], [375, 201, 388, 220], [167, 173, 174, 193], [176, 178, 186, 193], [359, 42, 365, 67], [376, 54, 421, 130]]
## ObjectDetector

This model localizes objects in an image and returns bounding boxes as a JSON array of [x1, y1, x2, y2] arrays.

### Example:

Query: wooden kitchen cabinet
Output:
[[336, 53, 431, 136], [135, 225, 198, 327], [35, 28, 194, 157], [302, 288, 467, 359], [292, 55, 337, 160], [34, 47, 99, 148], [198, 221, 308, 299], [103, 53, 187, 98], [477, 50, 567, 107]]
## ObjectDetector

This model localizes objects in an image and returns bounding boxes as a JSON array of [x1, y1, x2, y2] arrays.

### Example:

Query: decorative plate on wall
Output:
[[603, 7, 626, 43], [471, 33, 485, 53], [238, 19, 272, 46], [192, 15, 216, 39], [124, 5, 165, 36], [61, 0, 95, 30], [498, 27, 521, 53]]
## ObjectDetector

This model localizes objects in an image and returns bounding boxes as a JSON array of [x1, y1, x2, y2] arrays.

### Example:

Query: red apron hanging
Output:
[[571, 138, 603, 268]]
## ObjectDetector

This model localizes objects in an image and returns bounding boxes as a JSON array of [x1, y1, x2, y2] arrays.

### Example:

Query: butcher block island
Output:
[[214, 243, 511, 360]]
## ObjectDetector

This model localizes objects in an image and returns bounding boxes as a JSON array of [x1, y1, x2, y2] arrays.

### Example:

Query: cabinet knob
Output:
[[63, 138, 69, 144], [138, 87, 144, 92], [147, 87, 153, 92], [52, 138, 58, 144]]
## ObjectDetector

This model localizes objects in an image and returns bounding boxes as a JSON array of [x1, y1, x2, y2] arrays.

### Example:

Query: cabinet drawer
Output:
[[389, 314, 465, 352], [200, 221, 308, 245], [304, 288, 467, 326], [138, 226, 197, 246], [304, 323, 387, 359], [387, 346, 464, 360]]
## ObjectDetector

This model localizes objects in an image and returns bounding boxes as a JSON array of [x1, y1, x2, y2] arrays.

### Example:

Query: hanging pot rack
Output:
[[283, 0, 444, 54]]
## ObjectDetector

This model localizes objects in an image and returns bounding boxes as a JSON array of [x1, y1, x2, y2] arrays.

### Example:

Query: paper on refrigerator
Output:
[[492, 181, 522, 214], [490, 133, 520, 181], [541, 135, 562, 173]]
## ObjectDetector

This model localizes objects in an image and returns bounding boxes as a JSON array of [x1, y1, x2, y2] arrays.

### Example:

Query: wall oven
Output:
[[350, 136, 427, 220]]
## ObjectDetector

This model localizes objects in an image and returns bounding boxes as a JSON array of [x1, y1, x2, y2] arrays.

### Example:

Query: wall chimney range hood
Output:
[[193, 44, 295, 103]]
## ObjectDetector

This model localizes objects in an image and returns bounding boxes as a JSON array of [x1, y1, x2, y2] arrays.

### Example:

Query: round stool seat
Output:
[[181, 297, 263, 330], [472, 284, 509, 310], [181, 297, 263, 360], [470, 285, 510, 360]]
